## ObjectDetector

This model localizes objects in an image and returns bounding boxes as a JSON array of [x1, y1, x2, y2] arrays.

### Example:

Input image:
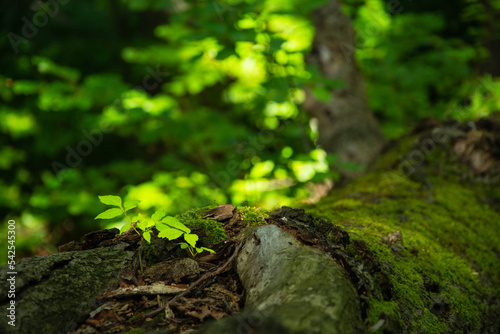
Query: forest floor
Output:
[[64, 205, 256, 334]]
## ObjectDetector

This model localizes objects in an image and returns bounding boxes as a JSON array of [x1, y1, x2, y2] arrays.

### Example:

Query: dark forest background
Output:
[[1, 0, 499, 263]]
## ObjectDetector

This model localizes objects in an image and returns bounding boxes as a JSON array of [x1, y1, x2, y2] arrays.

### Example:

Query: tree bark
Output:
[[1, 117, 499, 334], [198, 224, 364, 334], [0, 244, 135, 334], [304, 0, 385, 181]]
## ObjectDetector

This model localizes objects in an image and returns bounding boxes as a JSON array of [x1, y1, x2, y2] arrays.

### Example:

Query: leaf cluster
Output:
[[95, 195, 214, 257]]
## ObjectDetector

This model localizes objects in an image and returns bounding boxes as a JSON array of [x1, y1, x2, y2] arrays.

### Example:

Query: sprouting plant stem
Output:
[[122, 207, 141, 237]]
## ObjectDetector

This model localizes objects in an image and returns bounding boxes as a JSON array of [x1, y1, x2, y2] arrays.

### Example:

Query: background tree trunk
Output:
[[304, 0, 386, 181]]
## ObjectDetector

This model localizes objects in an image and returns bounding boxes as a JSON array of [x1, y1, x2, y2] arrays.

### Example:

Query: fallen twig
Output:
[[100, 282, 185, 299], [143, 240, 242, 319]]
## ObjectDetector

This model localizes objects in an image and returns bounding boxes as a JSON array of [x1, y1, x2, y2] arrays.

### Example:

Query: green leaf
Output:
[[133, 213, 143, 222], [120, 222, 131, 234], [134, 213, 155, 229], [12, 80, 40, 95], [157, 226, 184, 240], [161, 216, 190, 233], [179, 242, 189, 249], [199, 247, 216, 254], [184, 233, 199, 248], [98, 195, 122, 208], [143, 231, 151, 243], [124, 200, 140, 211], [152, 210, 166, 222], [136, 220, 148, 231], [95, 208, 123, 219]]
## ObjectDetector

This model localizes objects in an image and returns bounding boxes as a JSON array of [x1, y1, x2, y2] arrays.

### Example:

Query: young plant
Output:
[[94, 195, 215, 258]]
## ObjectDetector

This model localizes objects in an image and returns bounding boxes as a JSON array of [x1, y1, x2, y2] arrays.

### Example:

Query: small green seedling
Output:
[[95, 195, 215, 258]]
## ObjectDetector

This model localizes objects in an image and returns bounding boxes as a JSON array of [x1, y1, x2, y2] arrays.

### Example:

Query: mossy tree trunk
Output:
[[304, 117, 500, 333], [0, 243, 136, 334], [1, 118, 499, 334]]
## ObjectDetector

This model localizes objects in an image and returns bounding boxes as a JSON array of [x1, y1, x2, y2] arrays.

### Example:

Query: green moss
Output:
[[374, 135, 418, 171], [332, 198, 363, 210], [124, 328, 143, 334], [128, 313, 143, 322], [367, 298, 401, 325], [305, 166, 500, 332], [175, 206, 227, 244], [238, 205, 270, 226]]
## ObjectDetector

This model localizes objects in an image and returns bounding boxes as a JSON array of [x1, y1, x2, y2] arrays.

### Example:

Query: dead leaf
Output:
[[100, 282, 185, 299], [164, 305, 175, 319], [175, 298, 227, 321], [202, 204, 235, 222]]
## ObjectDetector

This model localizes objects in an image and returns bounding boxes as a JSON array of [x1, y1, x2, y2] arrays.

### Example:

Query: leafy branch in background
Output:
[[94, 195, 215, 258]]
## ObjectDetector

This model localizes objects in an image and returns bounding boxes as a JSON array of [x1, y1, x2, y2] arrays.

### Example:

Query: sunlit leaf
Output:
[[136, 220, 147, 231], [120, 222, 131, 234], [161, 216, 190, 233], [95, 208, 123, 219], [152, 210, 167, 222], [98, 195, 122, 208], [124, 200, 140, 211], [157, 226, 184, 240], [143, 231, 151, 243], [199, 247, 216, 254], [184, 233, 198, 248], [135, 213, 155, 229]]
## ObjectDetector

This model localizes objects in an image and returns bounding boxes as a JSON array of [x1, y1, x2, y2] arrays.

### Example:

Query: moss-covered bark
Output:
[[198, 224, 364, 334], [1, 118, 498, 334], [0, 245, 135, 334], [305, 118, 500, 333]]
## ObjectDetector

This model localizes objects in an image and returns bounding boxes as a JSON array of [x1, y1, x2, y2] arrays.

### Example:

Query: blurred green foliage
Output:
[[1, 0, 498, 262], [346, 0, 500, 137]]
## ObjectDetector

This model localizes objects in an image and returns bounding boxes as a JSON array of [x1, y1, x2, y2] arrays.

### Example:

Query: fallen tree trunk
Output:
[[1, 116, 499, 334], [198, 224, 364, 334], [302, 116, 500, 333], [0, 243, 136, 334]]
